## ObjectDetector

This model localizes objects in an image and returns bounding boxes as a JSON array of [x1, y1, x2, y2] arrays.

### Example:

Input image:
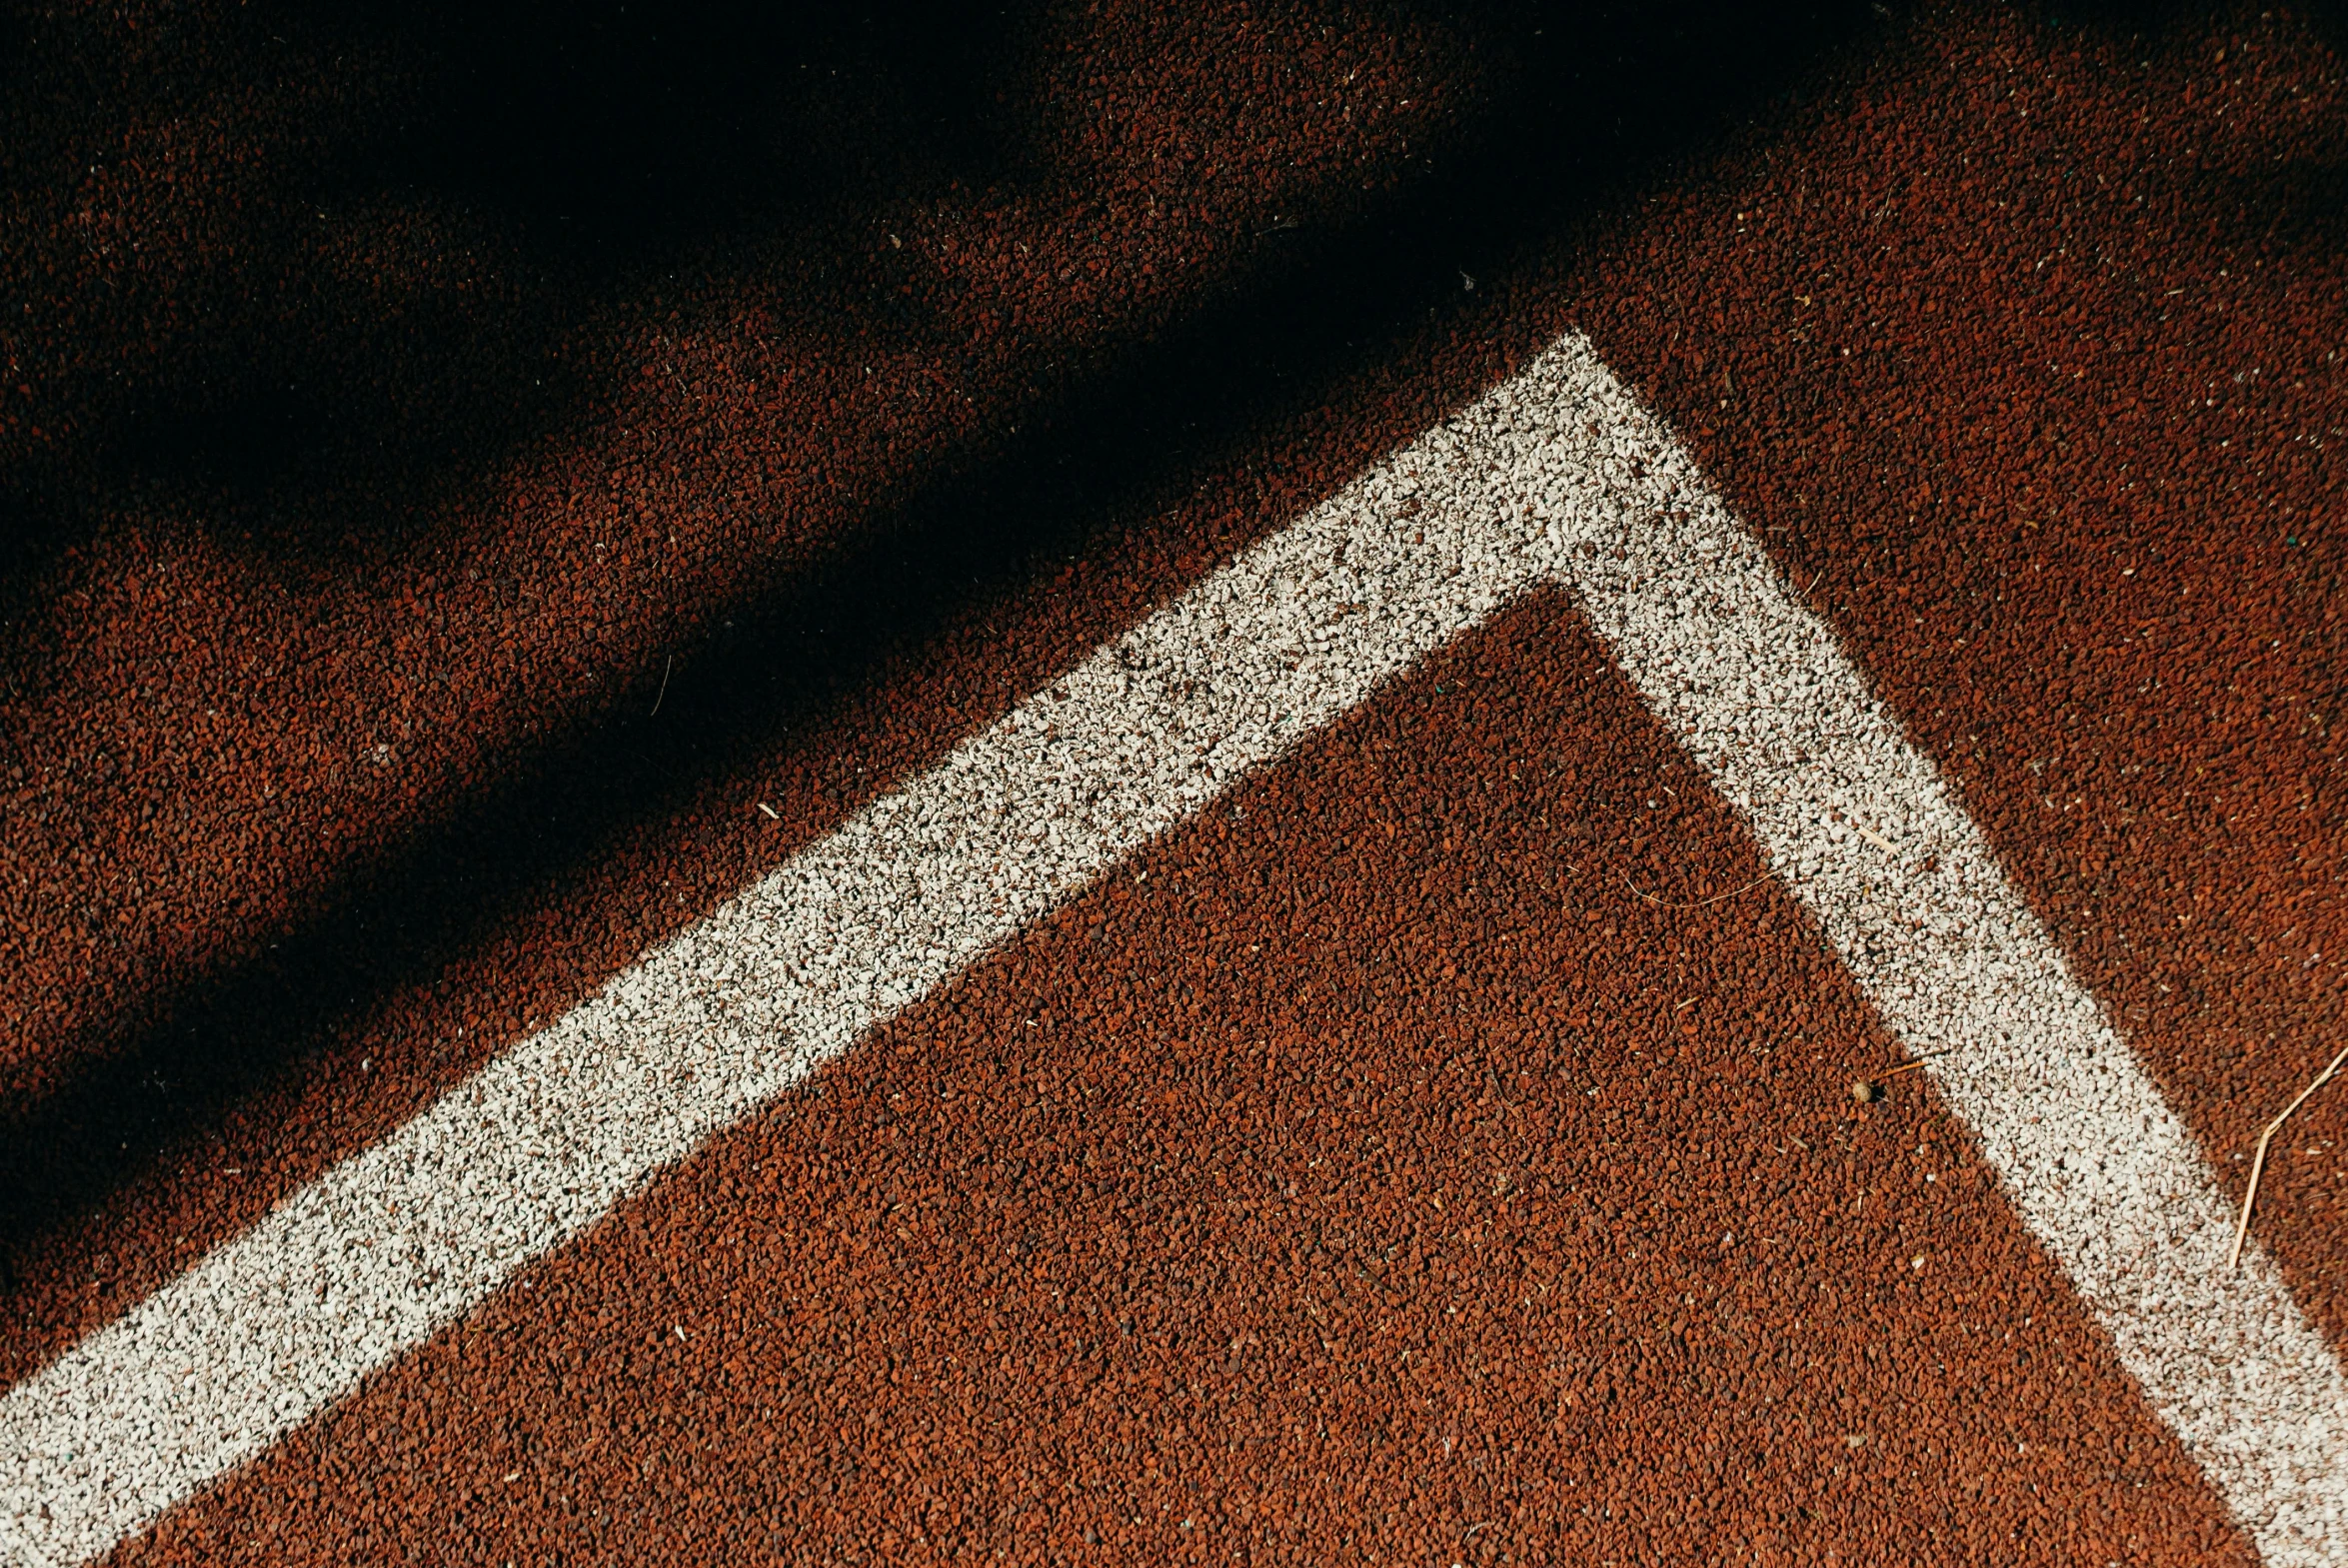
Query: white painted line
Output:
[[2, 334, 2341, 1565], [1543, 339, 2348, 1566], [0, 342, 1558, 1566]]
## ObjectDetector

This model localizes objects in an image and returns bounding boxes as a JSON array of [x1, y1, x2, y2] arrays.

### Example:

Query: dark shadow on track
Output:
[[0, 0, 1040, 608], [2029, 2, 2348, 258], [0, 0, 1889, 1300]]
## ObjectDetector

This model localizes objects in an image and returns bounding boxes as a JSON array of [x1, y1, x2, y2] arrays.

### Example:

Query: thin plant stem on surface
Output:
[[2228, 1040, 2348, 1274]]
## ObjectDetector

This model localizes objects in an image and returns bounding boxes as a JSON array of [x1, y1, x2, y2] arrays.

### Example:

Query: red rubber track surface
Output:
[[133, 602, 2246, 1563], [2, 1, 2345, 1563]]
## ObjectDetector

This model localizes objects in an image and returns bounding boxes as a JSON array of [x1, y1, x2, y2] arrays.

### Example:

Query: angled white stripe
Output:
[[0, 352, 1556, 1565], [1534, 338, 2348, 1565], [3, 335, 2341, 1565]]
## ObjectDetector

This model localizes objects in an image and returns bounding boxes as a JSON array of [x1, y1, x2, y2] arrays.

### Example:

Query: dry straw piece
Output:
[[2227, 1040, 2348, 1274]]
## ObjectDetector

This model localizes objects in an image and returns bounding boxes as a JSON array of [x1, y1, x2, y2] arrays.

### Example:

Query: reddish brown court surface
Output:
[[4, 0, 2347, 1563]]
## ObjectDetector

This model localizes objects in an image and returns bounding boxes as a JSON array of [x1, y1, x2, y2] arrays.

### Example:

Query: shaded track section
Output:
[[0, 0, 1882, 1339], [10, 334, 2338, 1563]]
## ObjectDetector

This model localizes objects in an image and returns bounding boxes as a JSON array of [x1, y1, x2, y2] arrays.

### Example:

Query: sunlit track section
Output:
[[2, 335, 2341, 1565], [1533, 342, 2348, 1566]]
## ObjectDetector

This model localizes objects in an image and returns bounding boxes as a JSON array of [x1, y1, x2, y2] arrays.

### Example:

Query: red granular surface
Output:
[[0, 0, 1526, 1327], [1571, 0, 2348, 1348], [0, 0, 1490, 1105], [120, 600, 2248, 1565], [0, 0, 1846, 1376], [4, 0, 2345, 1561]]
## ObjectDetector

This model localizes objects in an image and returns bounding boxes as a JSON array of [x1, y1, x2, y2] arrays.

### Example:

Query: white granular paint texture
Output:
[[2, 334, 2340, 1566]]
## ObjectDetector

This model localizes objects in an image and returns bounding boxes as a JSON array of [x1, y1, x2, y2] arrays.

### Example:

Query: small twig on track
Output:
[[2228, 1040, 2348, 1274], [1620, 868, 1772, 910], [1877, 1046, 1957, 1079], [1850, 1048, 1957, 1104], [650, 655, 674, 719]]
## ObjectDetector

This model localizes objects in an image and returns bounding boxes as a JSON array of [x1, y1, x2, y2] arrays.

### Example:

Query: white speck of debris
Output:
[[757, 802, 780, 819]]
